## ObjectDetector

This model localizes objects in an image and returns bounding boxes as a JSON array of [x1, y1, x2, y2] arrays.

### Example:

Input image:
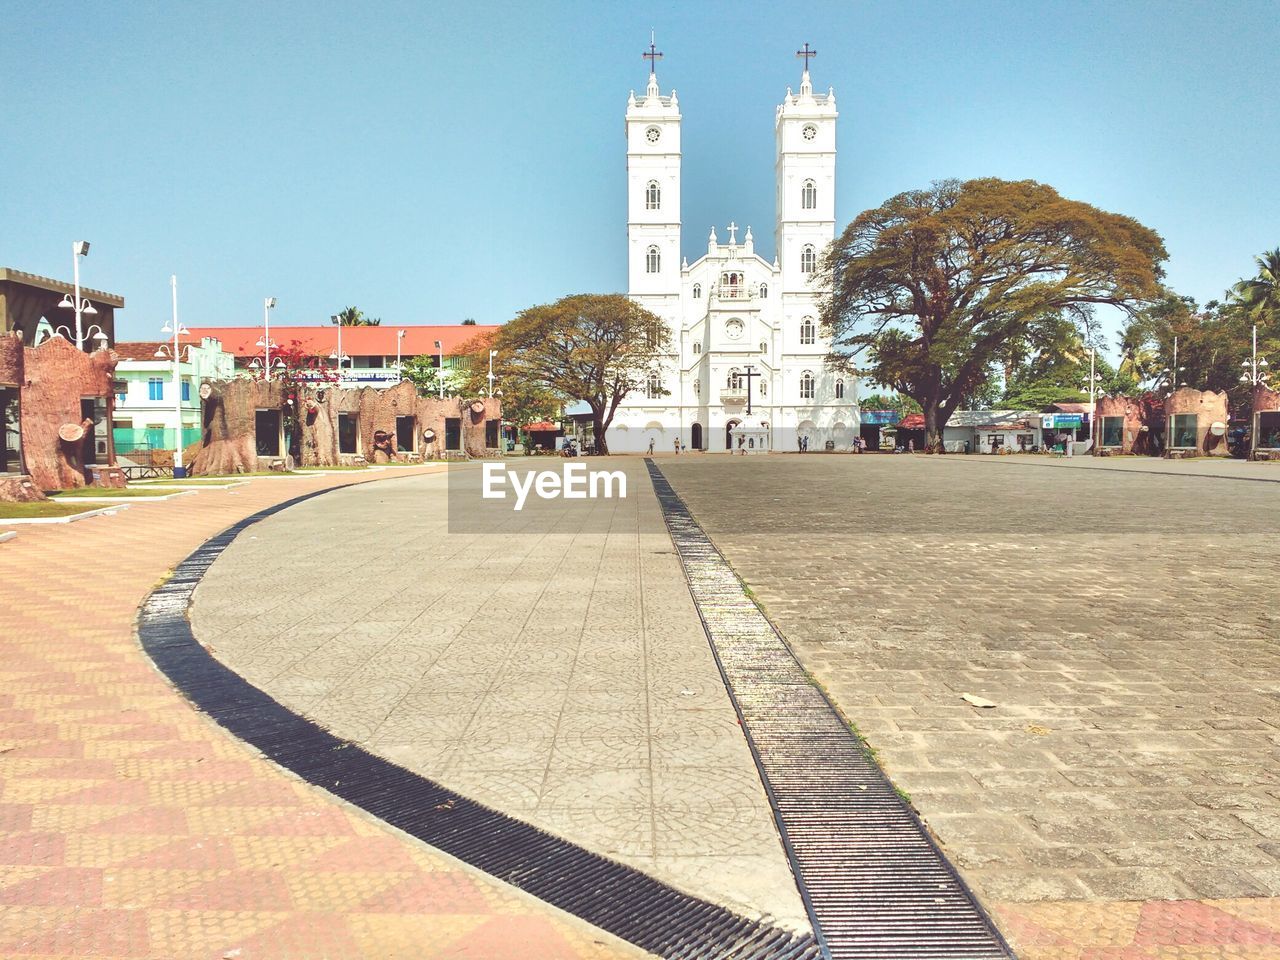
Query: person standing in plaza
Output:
[[647, 438, 655, 455]]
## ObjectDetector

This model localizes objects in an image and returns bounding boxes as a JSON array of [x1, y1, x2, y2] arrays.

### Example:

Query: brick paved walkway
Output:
[[658, 454, 1280, 960], [0, 468, 646, 960]]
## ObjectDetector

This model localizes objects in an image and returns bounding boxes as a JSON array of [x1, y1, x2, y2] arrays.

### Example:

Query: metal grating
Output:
[[137, 487, 822, 960], [646, 460, 1016, 960]]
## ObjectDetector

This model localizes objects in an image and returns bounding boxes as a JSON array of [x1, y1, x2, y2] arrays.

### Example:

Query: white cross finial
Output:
[[727, 222, 738, 244]]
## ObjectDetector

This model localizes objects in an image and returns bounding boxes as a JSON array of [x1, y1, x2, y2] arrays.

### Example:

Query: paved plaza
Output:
[[657, 455, 1280, 907], [189, 465, 808, 931], [3, 454, 1280, 959]]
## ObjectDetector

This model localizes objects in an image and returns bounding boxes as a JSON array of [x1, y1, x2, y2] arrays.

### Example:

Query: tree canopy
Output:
[[445, 328, 565, 428], [481, 294, 669, 455], [330, 306, 381, 326], [817, 178, 1168, 449]]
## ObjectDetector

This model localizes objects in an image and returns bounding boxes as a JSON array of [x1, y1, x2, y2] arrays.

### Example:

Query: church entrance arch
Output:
[[691, 422, 703, 451], [725, 419, 741, 450]]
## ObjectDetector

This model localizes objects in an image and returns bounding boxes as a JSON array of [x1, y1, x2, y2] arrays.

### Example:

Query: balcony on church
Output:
[[717, 283, 752, 300]]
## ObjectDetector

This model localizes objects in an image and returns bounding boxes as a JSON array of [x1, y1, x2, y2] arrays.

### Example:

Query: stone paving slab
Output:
[[656, 453, 1280, 957], [0, 467, 648, 960], [189, 460, 808, 931]]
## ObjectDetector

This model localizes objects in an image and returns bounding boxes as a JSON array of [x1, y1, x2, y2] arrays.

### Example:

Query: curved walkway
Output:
[[188, 463, 807, 931], [0, 467, 646, 960]]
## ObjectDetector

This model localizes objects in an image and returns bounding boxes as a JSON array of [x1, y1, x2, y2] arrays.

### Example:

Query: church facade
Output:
[[605, 55, 858, 454]]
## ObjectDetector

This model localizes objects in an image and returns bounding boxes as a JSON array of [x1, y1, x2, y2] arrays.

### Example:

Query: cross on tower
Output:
[[742, 364, 761, 415], [643, 32, 663, 75], [727, 221, 738, 244], [796, 42, 817, 73]]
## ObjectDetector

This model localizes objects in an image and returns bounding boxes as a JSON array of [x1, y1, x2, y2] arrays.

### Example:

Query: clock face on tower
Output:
[[802, 124, 818, 141], [725, 319, 744, 341], [646, 126, 662, 143]]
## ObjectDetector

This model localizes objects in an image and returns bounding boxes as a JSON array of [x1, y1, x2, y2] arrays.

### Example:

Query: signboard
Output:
[[862, 410, 901, 426], [1053, 414, 1083, 428]]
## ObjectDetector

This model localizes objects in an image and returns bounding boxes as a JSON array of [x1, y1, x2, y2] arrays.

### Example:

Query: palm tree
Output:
[[1231, 249, 1280, 323], [330, 306, 381, 326]]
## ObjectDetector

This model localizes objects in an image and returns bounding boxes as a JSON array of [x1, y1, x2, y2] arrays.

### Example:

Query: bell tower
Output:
[[626, 36, 681, 312], [775, 44, 837, 297]]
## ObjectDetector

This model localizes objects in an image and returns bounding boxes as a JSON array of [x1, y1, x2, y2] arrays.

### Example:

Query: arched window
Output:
[[692, 283, 701, 299], [802, 179, 817, 210], [646, 180, 661, 210], [800, 317, 816, 345], [759, 282, 768, 298], [646, 245, 661, 273], [646, 374, 663, 399], [694, 378, 701, 397], [727, 368, 742, 389], [760, 380, 767, 397], [693, 342, 701, 355], [800, 370, 815, 400], [800, 245, 816, 274], [835, 379, 845, 399], [760, 341, 768, 354]]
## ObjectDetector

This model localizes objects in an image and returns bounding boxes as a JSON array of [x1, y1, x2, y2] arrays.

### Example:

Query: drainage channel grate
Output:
[[138, 487, 822, 960], [646, 460, 1016, 960]]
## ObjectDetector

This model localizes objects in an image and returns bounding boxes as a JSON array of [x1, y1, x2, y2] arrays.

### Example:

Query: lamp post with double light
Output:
[[1086, 347, 1104, 450], [487, 349, 498, 397], [154, 275, 193, 477], [1240, 324, 1271, 388], [257, 297, 277, 374], [56, 240, 105, 350], [434, 339, 445, 399]]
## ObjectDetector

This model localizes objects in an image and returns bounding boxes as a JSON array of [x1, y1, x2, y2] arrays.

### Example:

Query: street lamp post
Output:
[[159, 275, 192, 477], [487, 349, 497, 397], [258, 297, 277, 373], [434, 339, 444, 399], [396, 329, 406, 382], [1240, 324, 1271, 387], [56, 240, 102, 350], [329, 322, 350, 379], [1086, 347, 1104, 450]]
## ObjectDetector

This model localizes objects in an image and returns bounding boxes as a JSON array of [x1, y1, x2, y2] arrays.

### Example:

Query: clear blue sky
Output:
[[4, 1, 1277, 352]]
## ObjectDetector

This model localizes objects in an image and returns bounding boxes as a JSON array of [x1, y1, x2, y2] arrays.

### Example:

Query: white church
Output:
[[605, 46, 859, 454]]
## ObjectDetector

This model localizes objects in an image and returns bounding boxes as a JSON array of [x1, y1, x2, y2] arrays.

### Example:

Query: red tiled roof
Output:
[[1051, 402, 1092, 414], [523, 421, 560, 432], [183, 325, 498, 358], [111, 340, 198, 361], [896, 414, 926, 430]]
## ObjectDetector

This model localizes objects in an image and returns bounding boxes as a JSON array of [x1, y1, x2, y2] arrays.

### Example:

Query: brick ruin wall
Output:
[[0, 333, 121, 497], [1093, 392, 1163, 456], [188, 379, 502, 475], [1251, 383, 1280, 457], [1164, 387, 1230, 458]]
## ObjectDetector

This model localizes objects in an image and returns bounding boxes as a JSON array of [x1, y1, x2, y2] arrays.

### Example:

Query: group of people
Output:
[[646, 437, 688, 455]]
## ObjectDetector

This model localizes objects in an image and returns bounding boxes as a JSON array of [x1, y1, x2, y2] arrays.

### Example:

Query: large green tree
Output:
[[817, 178, 1167, 450], [484, 294, 670, 455], [446, 329, 566, 428]]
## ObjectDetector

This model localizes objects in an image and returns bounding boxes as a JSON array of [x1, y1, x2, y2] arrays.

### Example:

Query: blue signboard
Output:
[[862, 410, 901, 426]]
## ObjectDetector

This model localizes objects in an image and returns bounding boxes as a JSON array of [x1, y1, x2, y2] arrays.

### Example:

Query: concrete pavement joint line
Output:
[[137, 483, 822, 960], [645, 459, 1017, 960]]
